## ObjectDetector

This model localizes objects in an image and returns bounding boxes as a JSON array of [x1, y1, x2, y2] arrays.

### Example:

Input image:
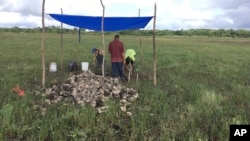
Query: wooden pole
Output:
[[78, 28, 81, 43], [60, 8, 64, 72], [138, 9, 143, 67], [41, 0, 46, 88], [136, 71, 139, 82], [153, 3, 157, 86], [128, 70, 131, 82], [100, 0, 105, 77]]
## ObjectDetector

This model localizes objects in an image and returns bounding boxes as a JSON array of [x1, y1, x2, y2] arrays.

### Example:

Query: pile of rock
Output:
[[45, 71, 139, 115]]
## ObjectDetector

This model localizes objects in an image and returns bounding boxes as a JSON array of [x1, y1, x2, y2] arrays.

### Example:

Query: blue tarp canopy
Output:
[[49, 14, 153, 32]]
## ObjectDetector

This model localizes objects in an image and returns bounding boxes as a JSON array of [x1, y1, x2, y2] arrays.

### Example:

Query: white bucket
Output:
[[81, 62, 89, 71], [49, 62, 57, 72]]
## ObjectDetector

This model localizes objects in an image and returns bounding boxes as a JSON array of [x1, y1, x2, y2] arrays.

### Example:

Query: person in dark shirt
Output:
[[92, 48, 104, 75]]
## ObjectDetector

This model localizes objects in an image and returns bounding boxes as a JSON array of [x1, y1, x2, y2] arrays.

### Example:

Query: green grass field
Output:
[[0, 32, 250, 140]]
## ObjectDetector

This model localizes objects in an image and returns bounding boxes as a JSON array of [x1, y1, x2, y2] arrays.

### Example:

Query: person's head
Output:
[[114, 34, 120, 40], [92, 48, 97, 54]]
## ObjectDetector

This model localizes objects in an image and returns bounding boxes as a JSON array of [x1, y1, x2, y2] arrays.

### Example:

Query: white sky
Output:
[[0, 0, 250, 30]]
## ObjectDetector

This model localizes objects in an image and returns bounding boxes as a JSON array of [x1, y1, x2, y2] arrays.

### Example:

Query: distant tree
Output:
[[11, 26, 21, 33], [175, 29, 184, 36], [237, 30, 249, 38]]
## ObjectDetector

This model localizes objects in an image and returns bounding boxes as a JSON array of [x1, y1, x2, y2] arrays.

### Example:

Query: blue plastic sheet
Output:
[[49, 14, 153, 31]]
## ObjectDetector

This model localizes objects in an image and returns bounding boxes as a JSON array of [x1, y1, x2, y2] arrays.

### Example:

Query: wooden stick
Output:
[[130, 62, 133, 75], [60, 8, 64, 72], [153, 3, 157, 86], [128, 70, 131, 82], [138, 9, 143, 67], [41, 0, 46, 88], [100, 0, 105, 77]]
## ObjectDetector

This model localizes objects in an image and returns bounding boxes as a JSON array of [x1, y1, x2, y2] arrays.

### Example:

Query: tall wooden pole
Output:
[[138, 9, 143, 67], [153, 3, 157, 86], [41, 0, 46, 88], [60, 8, 64, 72], [100, 0, 105, 77]]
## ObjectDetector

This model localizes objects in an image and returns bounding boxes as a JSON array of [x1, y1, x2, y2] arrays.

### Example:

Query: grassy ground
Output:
[[0, 32, 250, 140]]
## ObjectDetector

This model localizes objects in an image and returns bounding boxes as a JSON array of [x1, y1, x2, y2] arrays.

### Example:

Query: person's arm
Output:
[[124, 58, 129, 71], [93, 53, 96, 64], [122, 52, 125, 64], [121, 42, 125, 64]]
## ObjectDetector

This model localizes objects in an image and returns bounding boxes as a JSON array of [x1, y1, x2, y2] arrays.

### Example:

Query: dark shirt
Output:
[[96, 51, 103, 65]]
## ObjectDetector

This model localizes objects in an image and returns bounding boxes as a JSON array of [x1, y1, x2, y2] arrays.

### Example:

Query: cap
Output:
[[92, 48, 97, 53]]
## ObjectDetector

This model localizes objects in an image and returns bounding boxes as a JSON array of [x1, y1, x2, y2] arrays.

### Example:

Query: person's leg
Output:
[[117, 62, 127, 81], [131, 60, 135, 72], [111, 62, 118, 77], [94, 64, 98, 74], [94, 63, 102, 75], [125, 58, 130, 71]]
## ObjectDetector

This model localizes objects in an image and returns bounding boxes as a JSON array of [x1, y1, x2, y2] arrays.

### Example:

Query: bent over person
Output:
[[108, 34, 126, 81], [125, 49, 136, 72], [92, 48, 104, 75]]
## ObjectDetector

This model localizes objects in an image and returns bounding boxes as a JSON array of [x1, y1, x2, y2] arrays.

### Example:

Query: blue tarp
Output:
[[49, 14, 153, 32]]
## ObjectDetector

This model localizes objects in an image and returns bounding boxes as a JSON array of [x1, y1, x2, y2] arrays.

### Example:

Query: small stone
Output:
[[120, 106, 126, 112], [126, 112, 132, 116]]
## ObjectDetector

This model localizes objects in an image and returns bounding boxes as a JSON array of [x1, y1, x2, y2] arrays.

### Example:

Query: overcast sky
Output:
[[0, 0, 250, 30]]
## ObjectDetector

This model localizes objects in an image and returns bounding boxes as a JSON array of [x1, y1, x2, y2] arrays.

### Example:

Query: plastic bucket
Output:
[[49, 62, 57, 72], [81, 62, 89, 71]]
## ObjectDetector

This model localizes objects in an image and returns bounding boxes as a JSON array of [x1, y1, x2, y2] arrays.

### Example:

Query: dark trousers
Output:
[[94, 63, 102, 75], [111, 62, 125, 78]]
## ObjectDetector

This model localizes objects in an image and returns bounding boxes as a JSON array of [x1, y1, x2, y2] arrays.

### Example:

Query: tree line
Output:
[[1, 26, 250, 38]]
